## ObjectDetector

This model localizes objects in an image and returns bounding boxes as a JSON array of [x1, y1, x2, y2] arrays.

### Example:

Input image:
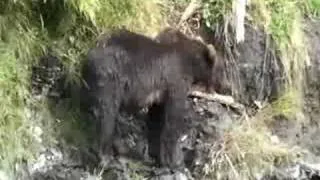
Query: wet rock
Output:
[[201, 23, 285, 105], [236, 25, 285, 104], [102, 170, 131, 180], [31, 54, 64, 98], [259, 162, 320, 180], [150, 171, 188, 180]]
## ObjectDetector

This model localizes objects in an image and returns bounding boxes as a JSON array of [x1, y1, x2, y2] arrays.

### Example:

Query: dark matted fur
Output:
[[81, 28, 216, 169]]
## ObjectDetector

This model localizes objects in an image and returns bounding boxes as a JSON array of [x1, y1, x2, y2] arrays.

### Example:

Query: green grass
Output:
[[202, 0, 233, 30], [1, 0, 320, 178], [248, 0, 311, 120], [302, 0, 320, 17], [0, 0, 165, 178], [0, 5, 47, 176], [199, 1, 320, 179], [202, 0, 313, 117], [203, 119, 300, 180]]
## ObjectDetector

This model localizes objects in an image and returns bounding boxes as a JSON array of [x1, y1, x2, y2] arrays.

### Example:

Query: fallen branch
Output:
[[189, 91, 246, 114], [178, 0, 202, 27]]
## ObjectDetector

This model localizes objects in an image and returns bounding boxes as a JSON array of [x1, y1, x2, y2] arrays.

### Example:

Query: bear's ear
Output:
[[206, 44, 216, 66]]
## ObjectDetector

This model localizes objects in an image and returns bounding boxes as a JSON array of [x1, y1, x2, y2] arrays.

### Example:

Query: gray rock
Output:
[[151, 171, 188, 180]]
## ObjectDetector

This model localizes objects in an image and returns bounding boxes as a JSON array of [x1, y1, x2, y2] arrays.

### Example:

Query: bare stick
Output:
[[189, 91, 246, 114], [178, 0, 201, 27]]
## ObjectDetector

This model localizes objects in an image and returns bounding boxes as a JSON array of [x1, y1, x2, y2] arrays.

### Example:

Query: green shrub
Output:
[[0, 0, 164, 177]]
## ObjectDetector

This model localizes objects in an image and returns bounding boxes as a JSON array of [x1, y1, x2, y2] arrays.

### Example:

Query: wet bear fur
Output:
[[81, 28, 216, 169]]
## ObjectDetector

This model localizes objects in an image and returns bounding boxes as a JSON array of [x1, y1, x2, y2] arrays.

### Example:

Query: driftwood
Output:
[[189, 91, 246, 114]]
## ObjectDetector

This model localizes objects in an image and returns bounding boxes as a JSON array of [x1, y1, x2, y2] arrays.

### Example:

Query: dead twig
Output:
[[189, 91, 246, 114], [177, 0, 202, 27]]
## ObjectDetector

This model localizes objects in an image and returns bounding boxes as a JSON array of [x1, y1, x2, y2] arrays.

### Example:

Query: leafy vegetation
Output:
[[0, 0, 164, 178], [1, 0, 320, 179], [200, 0, 320, 179], [303, 0, 320, 16], [249, 0, 309, 98], [201, 0, 311, 111], [202, 0, 233, 29]]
